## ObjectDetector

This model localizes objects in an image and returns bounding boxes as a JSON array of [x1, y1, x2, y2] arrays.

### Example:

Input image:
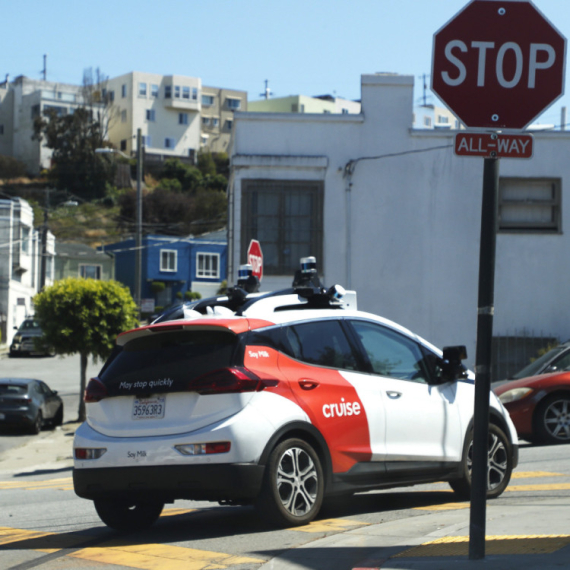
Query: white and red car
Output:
[[73, 263, 518, 530]]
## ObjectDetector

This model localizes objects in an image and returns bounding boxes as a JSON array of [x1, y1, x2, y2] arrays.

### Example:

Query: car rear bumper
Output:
[[73, 463, 265, 503]]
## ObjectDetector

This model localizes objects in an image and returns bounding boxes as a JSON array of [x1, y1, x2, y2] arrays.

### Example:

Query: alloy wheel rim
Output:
[[544, 399, 570, 441], [276, 447, 318, 516], [467, 432, 508, 490]]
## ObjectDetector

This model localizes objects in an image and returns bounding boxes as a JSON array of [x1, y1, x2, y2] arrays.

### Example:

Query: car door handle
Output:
[[386, 391, 402, 399], [299, 379, 319, 390]]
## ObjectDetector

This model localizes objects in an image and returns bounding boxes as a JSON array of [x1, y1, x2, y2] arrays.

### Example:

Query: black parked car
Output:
[[9, 319, 55, 357], [0, 378, 64, 434]]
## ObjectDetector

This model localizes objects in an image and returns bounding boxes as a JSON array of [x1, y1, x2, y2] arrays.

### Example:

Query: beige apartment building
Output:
[[201, 86, 247, 153]]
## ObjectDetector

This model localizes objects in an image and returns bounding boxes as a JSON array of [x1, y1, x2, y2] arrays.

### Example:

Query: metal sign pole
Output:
[[469, 156, 499, 560]]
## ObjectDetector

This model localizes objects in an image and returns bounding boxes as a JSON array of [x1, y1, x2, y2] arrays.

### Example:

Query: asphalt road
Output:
[[0, 435, 570, 570], [0, 353, 100, 455]]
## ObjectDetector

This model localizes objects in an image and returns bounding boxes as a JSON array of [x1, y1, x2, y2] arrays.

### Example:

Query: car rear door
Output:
[[347, 319, 463, 463]]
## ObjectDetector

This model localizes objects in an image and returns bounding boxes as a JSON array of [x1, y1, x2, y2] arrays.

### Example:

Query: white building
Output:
[[249, 94, 360, 115], [229, 73, 570, 371], [0, 76, 98, 174], [0, 197, 54, 346], [106, 71, 202, 163]]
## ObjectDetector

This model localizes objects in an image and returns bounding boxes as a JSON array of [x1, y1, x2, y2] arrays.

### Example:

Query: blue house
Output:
[[102, 230, 227, 310]]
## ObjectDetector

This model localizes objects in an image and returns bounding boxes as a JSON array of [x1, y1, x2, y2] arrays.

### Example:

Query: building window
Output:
[[438, 115, 449, 124], [499, 178, 561, 233], [202, 117, 210, 126], [121, 110, 127, 123], [108, 90, 115, 102], [121, 84, 127, 98], [160, 249, 177, 272], [202, 94, 214, 106], [151, 84, 159, 98], [182, 86, 190, 100], [179, 113, 188, 125], [146, 109, 155, 121], [342, 108, 349, 114], [143, 135, 151, 147], [241, 179, 324, 275], [212, 117, 219, 127], [80, 264, 102, 279], [0, 124, 3, 135], [44, 105, 67, 116], [192, 87, 198, 100], [174, 85, 181, 98], [165, 137, 176, 149], [139, 82, 147, 97], [21, 226, 30, 253], [424, 116, 432, 127], [120, 139, 127, 151], [165, 85, 172, 99], [225, 119, 233, 130], [227, 98, 241, 110], [197, 252, 220, 279]]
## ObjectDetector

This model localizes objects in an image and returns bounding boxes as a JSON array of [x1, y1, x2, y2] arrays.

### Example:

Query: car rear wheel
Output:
[[256, 438, 324, 527], [535, 394, 570, 444], [94, 499, 164, 531], [30, 411, 43, 435], [449, 424, 512, 500]]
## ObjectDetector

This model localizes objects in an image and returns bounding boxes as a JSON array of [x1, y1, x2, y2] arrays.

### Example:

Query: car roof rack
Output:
[[151, 256, 354, 324]]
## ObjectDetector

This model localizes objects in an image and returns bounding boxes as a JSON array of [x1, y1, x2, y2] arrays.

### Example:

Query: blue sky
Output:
[[3, 0, 570, 127]]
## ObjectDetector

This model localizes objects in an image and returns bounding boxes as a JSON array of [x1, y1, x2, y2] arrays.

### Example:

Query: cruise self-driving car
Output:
[[73, 259, 518, 531]]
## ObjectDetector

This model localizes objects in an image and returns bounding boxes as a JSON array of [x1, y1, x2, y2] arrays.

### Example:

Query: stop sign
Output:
[[432, 0, 566, 129], [247, 240, 263, 282]]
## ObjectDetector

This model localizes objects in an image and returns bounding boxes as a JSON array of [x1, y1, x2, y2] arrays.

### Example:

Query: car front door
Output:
[[347, 319, 463, 463]]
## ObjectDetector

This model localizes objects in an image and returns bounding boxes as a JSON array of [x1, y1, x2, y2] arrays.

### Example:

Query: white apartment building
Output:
[[413, 104, 461, 129], [0, 76, 98, 174], [0, 197, 54, 345], [249, 94, 361, 115], [229, 73, 570, 373], [106, 72, 202, 163]]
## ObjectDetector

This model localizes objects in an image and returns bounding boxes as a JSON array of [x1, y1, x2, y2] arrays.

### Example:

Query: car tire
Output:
[[30, 411, 43, 435], [449, 424, 513, 500], [256, 438, 324, 527], [52, 405, 64, 427], [94, 499, 164, 531], [535, 394, 570, 444]]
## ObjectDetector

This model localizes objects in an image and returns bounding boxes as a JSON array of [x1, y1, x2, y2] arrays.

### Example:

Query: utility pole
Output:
[[39, 187, 50, 290], [134, 128, 143, 313]]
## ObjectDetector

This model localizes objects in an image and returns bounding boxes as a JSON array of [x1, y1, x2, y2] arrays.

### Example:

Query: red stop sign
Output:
[[247, 240, 263, 282], [432, 0, 566, 129]]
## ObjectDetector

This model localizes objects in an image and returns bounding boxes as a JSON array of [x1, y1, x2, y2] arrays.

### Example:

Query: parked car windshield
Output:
[[512, 346, 567, 379], [18, 320, 42, 331]]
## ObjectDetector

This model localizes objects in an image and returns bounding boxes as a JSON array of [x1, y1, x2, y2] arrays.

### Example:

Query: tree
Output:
[[33, 278, 138, 421], [32, 67, 117, 200]]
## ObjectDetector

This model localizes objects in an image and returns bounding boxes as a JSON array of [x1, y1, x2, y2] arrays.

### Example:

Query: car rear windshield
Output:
[[99, 330, 239, 396], [0, 384, 27, 395]]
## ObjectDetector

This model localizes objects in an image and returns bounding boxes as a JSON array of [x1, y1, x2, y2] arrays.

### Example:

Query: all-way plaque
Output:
[[454, 132, 533, 159]]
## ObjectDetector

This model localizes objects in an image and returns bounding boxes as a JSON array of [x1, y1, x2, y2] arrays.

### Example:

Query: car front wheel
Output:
[[449, 424, 512, 500], [256, 438, 324, 527], [94, 499, 164, 531], [535, 394, 570, 444]]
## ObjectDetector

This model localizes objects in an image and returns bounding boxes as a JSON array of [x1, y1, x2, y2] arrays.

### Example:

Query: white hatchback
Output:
[[73, 264, 518, 531]]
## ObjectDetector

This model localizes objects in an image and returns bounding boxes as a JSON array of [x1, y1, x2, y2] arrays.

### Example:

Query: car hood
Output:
[[493, 371, 570, 394]]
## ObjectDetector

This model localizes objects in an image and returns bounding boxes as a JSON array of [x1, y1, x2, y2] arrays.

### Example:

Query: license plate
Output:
[[132, 397, 165, 420]]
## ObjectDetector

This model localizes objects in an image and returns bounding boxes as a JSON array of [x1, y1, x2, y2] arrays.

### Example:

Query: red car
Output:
[[493, 372, 570, 444]]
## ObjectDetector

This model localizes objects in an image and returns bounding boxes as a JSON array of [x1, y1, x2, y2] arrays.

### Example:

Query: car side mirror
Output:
[[437, 345, 468, 383]]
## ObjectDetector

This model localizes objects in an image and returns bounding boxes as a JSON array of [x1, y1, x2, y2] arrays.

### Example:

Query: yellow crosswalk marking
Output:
[[71, 542, 264, 570], [292, 518, 369, 533]]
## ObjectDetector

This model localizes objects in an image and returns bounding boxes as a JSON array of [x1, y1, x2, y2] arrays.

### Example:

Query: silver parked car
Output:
[[0, 378, 64, 434]]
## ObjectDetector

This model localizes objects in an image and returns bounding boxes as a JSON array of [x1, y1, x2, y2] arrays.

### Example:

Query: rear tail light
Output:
[[188, 367, 278, 395], [84, 378, 108, 403], [15, 398, 32, 405], [75, 448, 107, 460], [175, 442, 231, 455]]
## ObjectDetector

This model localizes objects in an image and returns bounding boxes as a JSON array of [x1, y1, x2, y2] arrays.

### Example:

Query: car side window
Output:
[[552, 351, 570, 371], [283, 320, 358, 371], [349, 320, 430, 383]]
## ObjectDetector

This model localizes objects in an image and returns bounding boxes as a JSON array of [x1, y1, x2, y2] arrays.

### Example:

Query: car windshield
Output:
[[19, 320, 41, 331], [100, 330, 238, 395], [0, 384, 27, 395], [512, 346, 566, 379]]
